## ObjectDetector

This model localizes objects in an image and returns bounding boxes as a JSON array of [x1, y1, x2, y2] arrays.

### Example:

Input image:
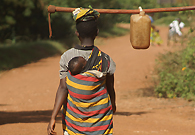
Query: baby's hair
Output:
[[68, 56, 85, 75], [76, 20, 98, 38]]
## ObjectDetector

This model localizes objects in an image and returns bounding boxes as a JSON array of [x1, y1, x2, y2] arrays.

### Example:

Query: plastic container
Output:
[[130, 7, 151, 49]]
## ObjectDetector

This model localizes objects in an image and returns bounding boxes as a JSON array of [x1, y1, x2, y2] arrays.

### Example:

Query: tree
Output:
[[0, 0, 48, 42]]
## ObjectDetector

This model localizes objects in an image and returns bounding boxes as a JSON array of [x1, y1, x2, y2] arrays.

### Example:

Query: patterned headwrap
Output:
[[72, 5, 100, 23]]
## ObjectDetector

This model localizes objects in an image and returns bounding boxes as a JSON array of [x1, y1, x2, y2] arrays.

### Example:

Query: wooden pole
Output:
[[48, 5, 195, 14], [47, 5, 195, 38]]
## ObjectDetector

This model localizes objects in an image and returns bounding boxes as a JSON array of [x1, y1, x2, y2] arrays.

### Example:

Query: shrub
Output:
[[154, 38, 195, 101]]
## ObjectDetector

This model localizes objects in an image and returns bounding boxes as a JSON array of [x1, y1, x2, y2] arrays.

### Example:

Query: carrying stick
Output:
[[48, 5, 195, 14], [48, 5, 195, 38]]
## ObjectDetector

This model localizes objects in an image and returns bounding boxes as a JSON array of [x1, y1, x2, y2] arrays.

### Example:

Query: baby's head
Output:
[[68, 56, 87, 75]]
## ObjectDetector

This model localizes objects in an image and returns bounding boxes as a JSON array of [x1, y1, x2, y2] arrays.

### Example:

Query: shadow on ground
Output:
[[0, 109, 149, 125], [0, 110, 62, 125], [114, 111, 149, 116]]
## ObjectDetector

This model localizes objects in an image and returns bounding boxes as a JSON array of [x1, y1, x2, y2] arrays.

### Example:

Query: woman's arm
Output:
[[47, 78, 68, 135], [106, 74, 116, 113]]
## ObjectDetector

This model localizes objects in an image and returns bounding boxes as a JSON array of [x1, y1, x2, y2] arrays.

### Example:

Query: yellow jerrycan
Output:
[[130, 7, 151, 49]]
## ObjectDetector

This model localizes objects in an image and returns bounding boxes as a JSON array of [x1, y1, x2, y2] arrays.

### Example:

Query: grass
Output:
[[0, 40, 66, 71]]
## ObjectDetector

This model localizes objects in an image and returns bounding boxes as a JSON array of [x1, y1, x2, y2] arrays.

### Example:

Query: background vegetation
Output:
[[0, 0, 159, 42], [154, 35, 195, 101], [1, 0, 193, 42], [153, 2, 195, 101]]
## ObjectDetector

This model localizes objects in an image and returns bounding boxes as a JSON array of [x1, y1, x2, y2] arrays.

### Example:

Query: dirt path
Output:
[[0, 25, 195, 135]]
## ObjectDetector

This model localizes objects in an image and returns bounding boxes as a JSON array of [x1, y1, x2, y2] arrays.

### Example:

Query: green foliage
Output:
[[0, 0, 49, 42], [50, 12, 74, 39], [116, 0, 158, 23], [0, 0, 127, 42], [153, 15, 191, 26], [0, 0, 166, 42], [154, 0, 195, 25], [154, 38, 195, 101], [1, 0, 194, 43]]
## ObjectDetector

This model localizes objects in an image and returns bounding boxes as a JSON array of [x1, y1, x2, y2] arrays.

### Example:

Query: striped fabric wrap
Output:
[[63, 71, 113, 135], [62, 46, 113, 135]]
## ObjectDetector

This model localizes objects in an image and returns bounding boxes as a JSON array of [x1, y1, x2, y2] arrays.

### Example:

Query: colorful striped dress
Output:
[[62, 46, 113, 135]]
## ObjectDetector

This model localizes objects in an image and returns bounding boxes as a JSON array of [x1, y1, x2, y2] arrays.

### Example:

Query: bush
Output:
[[154, 38, 195, 101]]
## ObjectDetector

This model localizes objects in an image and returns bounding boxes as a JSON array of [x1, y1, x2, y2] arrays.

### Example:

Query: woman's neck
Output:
[[80, 38, 95, 46]]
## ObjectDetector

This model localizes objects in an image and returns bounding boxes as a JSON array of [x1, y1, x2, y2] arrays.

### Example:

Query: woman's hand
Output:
[[47, 118, 56, 135]]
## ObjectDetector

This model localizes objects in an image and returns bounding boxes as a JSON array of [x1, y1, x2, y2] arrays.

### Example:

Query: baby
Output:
[[68, 56, 105, 78], [68, 56, 87, 75]]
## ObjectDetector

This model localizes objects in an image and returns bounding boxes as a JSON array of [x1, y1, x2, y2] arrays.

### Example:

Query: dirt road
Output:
[[0, 25, 195, 135]]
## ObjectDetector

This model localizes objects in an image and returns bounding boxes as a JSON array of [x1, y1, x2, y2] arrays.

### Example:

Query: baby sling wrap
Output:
[[62, 46, 113, 135]]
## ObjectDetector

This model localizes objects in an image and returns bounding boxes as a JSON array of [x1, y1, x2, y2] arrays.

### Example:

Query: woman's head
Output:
[[73, 6, 100, 39], [76, 20, 98, 39]]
